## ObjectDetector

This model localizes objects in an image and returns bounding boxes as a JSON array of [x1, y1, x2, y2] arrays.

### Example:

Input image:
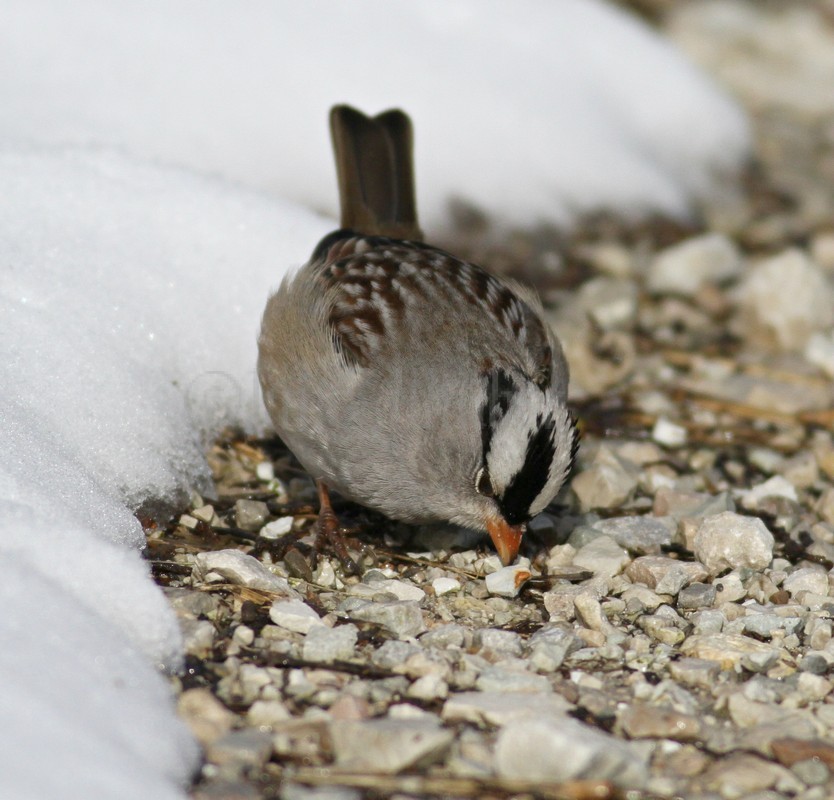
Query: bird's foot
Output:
[[313, 480, 360, 574]]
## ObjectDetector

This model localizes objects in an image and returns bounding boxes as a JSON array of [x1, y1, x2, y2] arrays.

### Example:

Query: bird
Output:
[[257, 105, 577, 566]]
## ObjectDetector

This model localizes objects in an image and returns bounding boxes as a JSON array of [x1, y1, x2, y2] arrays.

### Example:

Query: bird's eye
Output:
[[475, 467, 495, 498]]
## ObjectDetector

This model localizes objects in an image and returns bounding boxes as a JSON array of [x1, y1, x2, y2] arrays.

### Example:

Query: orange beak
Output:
[[486, 518, 525, 566]]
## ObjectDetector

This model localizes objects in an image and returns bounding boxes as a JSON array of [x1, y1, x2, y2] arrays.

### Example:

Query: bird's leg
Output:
[[314, 480, 359, 574]]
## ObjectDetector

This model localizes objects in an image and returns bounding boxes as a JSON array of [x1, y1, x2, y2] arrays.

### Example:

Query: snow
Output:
[[0, 2, 749, 798], [0, 0, 749, 233]]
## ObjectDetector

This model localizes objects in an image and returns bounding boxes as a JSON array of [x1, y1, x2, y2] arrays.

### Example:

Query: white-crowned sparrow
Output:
[[258, 105, 577, 565]]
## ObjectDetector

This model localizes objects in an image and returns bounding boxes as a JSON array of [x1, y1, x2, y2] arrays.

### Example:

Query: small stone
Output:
[[271, 718, 332, 762], [247, 699, 291, 729], [419, 624, 467, 650], [179, 619, 216, 656], [260, 516, 294, 539], [797, 673, 833, 702], [677, 582, 716, 609], [302, 624, 358, 662], [376, 579, 426, 602], [179, 513, 199, 530], [571, 446, 639, 510], [205, 728, 274, 770], [743, 613, 799, 640], [371, 640, 421, 671], [591, 515, 673, 555], [682, 633, 781, 670], [328, 695, 371, 722], [232, 625, 255, 646], [255, 461, 274, 482], [330, 718, 453, 773], [192, 504, 216, 524], [618, 703, 703, 742], [178, 688, 236, 746], [668, 657, 720, 689], [799, 653, 830, 675], [431, 577, 461, 596], [693, 512, 774, 575], [164, 587, 220, 619], [736, 248, 834, 352], [625, 556, 707, 590], [495, 717, 648, 787], [577, 276, 638, 329], [475, 666, 552, 694], [269, 599, 324, 634], [526, 626, 581, 672], [574, 593, 618, 638], [442, 691, 572, 727], [348, 600, 426, 639], [772, 738, 834, 771], [193, 549, 297, 595], [783, 567, 829, 597], [572, 535, 630, 578], [713, 572, 746, 603], [484, 561, 532, 597], [234, 499, 269, 531], [699, 752, 794, 797], [652, 417, 688, 447], [740, 475, 799, 510], [816, 488, 834, 524], [806, 331, 834, 379], [648, 232, 741, 296], [407, 674, 449, 702], [792, 757, 831, 786], [654, 487, 736, 522], [543, 581, 606, 621], [474, 628, 523, 657]]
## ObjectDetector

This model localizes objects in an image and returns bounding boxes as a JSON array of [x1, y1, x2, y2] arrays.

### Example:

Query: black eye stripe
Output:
[[498, 414, 558, 525]]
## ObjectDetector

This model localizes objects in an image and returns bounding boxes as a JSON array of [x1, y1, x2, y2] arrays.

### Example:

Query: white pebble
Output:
[[255, 461, 275, 481], [652, 417, 688, 448], [485, 560, 532, 598], [179, 513, 199, 530], [269, 599, 324, 634], [432, 577, 461, 596], [806, 331, 834, 379], [739, 476, 798, 510], [648, 233, 741, 296], [693, 512, 774, 575], [260, 516, 294, 539]]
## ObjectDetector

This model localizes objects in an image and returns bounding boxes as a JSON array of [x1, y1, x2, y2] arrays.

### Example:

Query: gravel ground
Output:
[[144, 2, 834, 798]]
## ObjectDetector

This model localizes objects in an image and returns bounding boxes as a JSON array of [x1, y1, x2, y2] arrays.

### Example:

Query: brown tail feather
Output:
[[329, 104, 423, 241]]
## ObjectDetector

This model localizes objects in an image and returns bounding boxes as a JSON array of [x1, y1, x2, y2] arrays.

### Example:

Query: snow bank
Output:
[[0, 0, 749, 232], [0, 147, 330, 797], [0, 1, 750, 797]]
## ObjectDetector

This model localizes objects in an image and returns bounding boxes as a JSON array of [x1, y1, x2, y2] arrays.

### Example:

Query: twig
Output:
[[374, 548, 480, 579], [288, 768, 620, 800]]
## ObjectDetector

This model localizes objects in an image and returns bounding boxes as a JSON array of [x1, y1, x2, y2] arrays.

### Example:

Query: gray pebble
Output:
[[473, 628, 523, 657], [419, 624, 468, 650], [590, 515, 674, 555], [347, 600, 426, 639], [330, 717, 453, 773], [495, 717, 648, 787], [678, 582, 716, 609], [302, 624, 358, 663], [204, 728, 274, 770], [234, 499, 269, 531], [193, 549, 297, 595], [475, 666, 551, 693], [371, 639, 422, 671]]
